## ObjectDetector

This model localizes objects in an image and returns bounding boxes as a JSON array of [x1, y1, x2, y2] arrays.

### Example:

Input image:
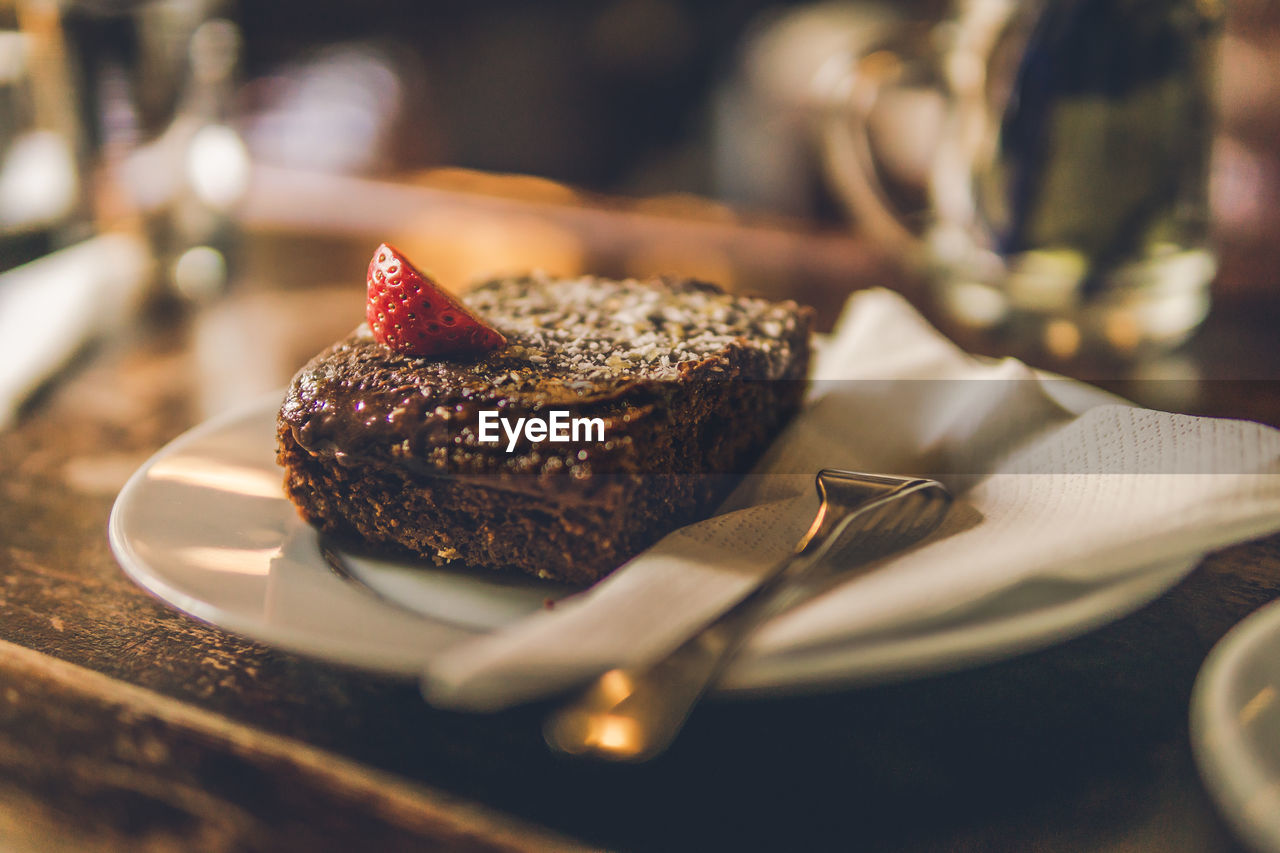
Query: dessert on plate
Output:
[[277, 244, 812, 584]]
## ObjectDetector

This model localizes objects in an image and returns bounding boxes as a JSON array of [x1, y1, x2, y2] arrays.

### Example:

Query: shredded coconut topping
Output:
[[460, 273, 801, 382]]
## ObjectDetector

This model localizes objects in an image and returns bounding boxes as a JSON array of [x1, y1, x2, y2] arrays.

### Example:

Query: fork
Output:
[[543, 469, 952, 762]]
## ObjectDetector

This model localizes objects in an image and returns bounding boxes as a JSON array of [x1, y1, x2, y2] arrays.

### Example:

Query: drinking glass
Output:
[[821, 0, 1223, 357]]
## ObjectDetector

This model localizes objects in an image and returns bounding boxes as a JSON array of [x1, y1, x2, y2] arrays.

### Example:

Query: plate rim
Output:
[[108, 392, 286, 633], [107, 392, 456, 673], [1190, 597, 1280, 853], [110, 393, 1202, 696]]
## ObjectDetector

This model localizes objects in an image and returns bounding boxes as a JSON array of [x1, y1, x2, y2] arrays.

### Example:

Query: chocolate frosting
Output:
[[280, 273, 809, 483]]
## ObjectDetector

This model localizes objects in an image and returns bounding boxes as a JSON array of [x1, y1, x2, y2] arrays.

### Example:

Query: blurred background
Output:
[[3, 0, 1280, 420]]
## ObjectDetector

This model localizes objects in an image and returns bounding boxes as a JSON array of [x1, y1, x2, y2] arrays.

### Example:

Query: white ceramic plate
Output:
[[1191, 599, 1280, 852], [109, 393, 1196, 697]]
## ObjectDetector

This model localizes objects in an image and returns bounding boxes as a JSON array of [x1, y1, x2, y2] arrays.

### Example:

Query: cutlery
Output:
[[544, 469, 952, 761]]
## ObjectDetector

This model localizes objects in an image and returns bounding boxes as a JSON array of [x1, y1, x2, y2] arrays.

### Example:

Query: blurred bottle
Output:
[[0, 0, 91, 272], [61, 0, 248, 304]]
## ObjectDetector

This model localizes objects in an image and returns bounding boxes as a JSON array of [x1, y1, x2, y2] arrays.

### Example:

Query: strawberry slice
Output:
[[366, 243, 506, 357]]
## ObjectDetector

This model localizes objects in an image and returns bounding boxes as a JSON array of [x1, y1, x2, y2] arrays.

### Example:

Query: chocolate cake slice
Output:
[[277, 273, 812, 584]]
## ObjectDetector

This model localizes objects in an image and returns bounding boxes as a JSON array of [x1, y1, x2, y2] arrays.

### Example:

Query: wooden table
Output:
[[2, 186, 1279, 850]]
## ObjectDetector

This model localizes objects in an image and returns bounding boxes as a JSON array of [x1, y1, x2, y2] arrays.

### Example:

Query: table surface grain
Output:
[[2, 215, 1280, 851]]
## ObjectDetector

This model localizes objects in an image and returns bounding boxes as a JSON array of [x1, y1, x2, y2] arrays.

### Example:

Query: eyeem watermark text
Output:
[[477, 410, 606, 452]]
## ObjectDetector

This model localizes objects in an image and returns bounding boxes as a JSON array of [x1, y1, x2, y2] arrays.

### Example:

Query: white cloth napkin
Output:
[[0, 233, 151, 427], [421, 289, 1280, 710]]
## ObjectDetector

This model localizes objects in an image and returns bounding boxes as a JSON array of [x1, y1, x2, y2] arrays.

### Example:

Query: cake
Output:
[[277, 250, 812, 585]]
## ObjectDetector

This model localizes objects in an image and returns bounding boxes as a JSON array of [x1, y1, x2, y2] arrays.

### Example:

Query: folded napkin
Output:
[[421, 289, 1280, 710]]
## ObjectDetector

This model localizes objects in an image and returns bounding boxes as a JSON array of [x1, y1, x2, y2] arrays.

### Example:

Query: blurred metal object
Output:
[[713, 2, 907, 219], [819, 0, 1223, 358]]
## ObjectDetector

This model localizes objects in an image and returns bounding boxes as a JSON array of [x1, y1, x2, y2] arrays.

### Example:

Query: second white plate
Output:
[[1192, 598, 1280, 852]]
